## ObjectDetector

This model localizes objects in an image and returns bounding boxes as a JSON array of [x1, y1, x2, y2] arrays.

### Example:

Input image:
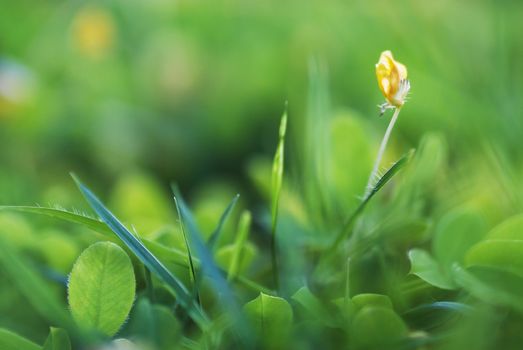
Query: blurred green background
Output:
[[1, 0, 523, 346], [1, 0, 521, 202]]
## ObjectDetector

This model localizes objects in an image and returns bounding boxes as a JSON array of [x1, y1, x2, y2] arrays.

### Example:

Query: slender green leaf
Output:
[[227, 210, 252, 280], [330, 149, 415, 250], [68, 242, 135, 336], [408, 249, 456, 290], [71, 175, 208, 329], [207, 194, 240, 249], [43, 328, 71, 350], [173, 192, 199, 304], [0, 206, 270, 295], [270, 108, 287, 290], [0, 328, 41, 350], [172, 190, 252, 343]]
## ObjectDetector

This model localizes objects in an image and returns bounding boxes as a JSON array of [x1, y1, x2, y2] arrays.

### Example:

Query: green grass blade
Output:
[[270, 108, 287, 291], [329, 149, 414, 250], [173, 190, 200, 306], [172, 189, 253, 344], [0, 206, 271, 294], [71, 175, 209, 329], [0, 206, 190, 268], [207, 193, 240, 249], [228, 210, 252, 281], [43, 327, 72, 350], [0, 328, 41, 350]]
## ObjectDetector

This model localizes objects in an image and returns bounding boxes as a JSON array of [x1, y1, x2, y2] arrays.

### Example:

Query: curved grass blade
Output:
[[71, 175, 209, 329], [330, 149, 414, 250], [0, 206, 189, 267], [271, 107, 287, 291], [172, 189, 253, 345], [0, 206, 272, 295], [0, 328, 41, 350]]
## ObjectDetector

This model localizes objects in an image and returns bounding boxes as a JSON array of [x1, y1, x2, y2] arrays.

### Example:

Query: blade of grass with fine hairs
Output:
[[330, 149, 414, 251], [71, 175, 209, 329], [0, 205, 273, 294], [172, 189, 253, 345], [271, 108, 287, 291], [0, 205, 189, 267]]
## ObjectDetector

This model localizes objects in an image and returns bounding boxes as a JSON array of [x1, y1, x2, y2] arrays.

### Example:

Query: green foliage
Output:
[[2, 3, 523, 346], [350, 307, 408, 348], [433, 209, 486, 270], [0, 235, 73, 331], [0, 328, 41, 350], [270, 109, 287, 290], [124, 298, 181, 350], [43, 328, 71, 350], [408, 249, 456, 290], [243, 293, 293, 348], [72, 177, 208, 328], [68, 242, 136, 336]]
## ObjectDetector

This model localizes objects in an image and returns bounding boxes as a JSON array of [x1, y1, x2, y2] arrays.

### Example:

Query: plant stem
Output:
[[365, 107, 401, 197]]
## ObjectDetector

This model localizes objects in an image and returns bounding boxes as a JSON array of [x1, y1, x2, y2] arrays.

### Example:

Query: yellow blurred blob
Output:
[[375, 50, 410, 108], [71, 6, 116, 59]]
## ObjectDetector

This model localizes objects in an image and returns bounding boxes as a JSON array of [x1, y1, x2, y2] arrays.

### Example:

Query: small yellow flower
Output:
[[376, 50, 410, 114]]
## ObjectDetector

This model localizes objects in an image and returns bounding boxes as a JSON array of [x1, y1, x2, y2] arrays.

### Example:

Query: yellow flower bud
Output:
[[376, 50, 410, 109]]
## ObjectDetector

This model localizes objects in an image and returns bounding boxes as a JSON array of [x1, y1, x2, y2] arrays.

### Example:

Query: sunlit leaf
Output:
[[71, 176, 208, 329], [68, 242, 135, 336], [243, 293, 293, 348]]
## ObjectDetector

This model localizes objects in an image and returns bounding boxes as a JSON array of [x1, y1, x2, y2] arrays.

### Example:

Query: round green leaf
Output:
[[486, 214, 523, 241], [125, 298, 181, 349], [68, 241, 136, 336], [408, 249, 456, 290], [243, 293, 293, 347], [433, 209, 485, 269], [350, 307, 408, 347], [466, 240, 523, 278], [352, 293, 393, 312]]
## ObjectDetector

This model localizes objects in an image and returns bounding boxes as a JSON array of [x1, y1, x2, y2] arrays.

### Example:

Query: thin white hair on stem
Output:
[[365, 107, 402, 197]]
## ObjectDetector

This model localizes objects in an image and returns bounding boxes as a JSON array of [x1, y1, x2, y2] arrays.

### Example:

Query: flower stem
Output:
[[365, 107, 401, 197]]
